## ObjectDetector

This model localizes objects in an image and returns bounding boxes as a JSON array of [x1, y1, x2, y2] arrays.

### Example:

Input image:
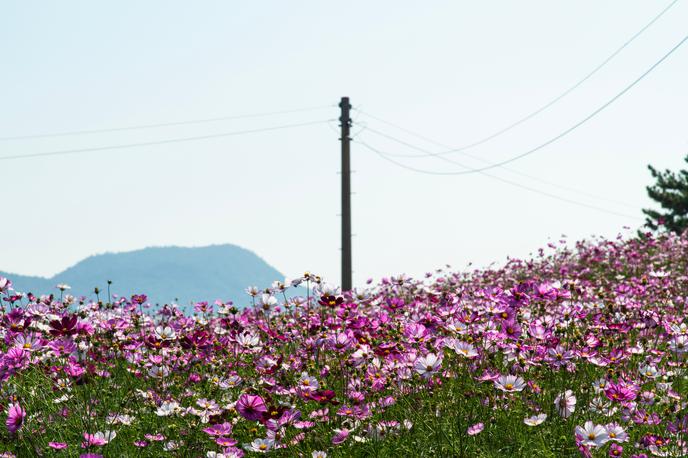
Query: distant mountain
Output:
[[0, 245, 283, 306]]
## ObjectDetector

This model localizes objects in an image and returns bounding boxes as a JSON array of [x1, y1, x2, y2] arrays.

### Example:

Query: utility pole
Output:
[[339, 97, 352, 291]]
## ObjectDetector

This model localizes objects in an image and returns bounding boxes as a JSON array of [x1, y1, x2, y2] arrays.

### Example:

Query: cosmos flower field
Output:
[[2, 231, 688, 457]]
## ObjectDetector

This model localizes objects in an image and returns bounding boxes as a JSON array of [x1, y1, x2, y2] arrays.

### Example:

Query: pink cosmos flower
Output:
[[236, 394, 267, 422], [82, 431, 116, 448], [216, 437, 238, 447], [332, 428, 350, 445], [3, 348, 29, 370], [48, 337, 78, 357], [203, 422, 233, 436], [48, 442, 68, 449], [609, 443, 623, 457], [82, 434, 106, 447], [467, 422, 484, 436], [144, 433, 165, 441], [5, 403, 26, 434]]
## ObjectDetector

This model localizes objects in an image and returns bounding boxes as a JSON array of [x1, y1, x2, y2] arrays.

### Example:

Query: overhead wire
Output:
[[359, 31, 688, 175], [362, 122, 637, 209], [0, 104, 334, 142], [0, 119, 333, 161], [353, 0, 681, 157], [358, 138, 641, 221], [327, 118, 369, 139]]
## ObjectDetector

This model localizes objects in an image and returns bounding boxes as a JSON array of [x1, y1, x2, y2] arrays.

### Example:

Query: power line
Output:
[[359, 139, 641, 221], [362, 123, 637, 209], [0, 105, 334, 142], [361, 31, 688, 175], [354, 0, 680, 157], [0, 119, 332, 161], [327, 118, 368, 139]]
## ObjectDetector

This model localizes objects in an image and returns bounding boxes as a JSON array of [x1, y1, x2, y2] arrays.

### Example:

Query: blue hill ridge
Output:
[[0, 244, 283, 307]]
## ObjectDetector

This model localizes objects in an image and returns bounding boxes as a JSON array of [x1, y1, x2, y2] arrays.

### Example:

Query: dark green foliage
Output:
[[643, 154, 688, 233]]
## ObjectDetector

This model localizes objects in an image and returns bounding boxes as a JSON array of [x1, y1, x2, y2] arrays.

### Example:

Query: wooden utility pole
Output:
[[339, 97, 352, 291]]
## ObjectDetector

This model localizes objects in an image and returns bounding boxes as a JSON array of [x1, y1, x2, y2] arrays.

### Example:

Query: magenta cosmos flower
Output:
[[604, 381, 638, 403], [5, 403, 26, 434], [203, 422, 233, 436], [236, 394, 267, 421]]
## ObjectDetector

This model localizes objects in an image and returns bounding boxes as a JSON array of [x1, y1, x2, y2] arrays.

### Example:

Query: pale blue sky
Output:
[[1, 1, 687, 286]]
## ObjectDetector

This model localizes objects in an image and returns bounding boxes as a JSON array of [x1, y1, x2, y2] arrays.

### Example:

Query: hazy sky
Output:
[[1, 1, 687, 288]]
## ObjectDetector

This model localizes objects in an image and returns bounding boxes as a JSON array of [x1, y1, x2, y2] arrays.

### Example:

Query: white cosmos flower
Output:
[[494, 375, 526, 393], [93, 430, 117, 444], [638, 363, 659, 378], [156, 401, 180, 417], [244, 438, 275, 453], [554, 390, 576, 418], [524, 413, 547, 426], [414, 353, 442, 379], [298, 372, 320, 391], [154, 326, 176, 340], [592, 378, 609, 393], [446, 339, 479, 358], [670, 323, 688, 335], [271, 280, 286, 291], [589, 397, 617, 417], [53, 394, 72, 404], [258, 294, 277, 310], [670, 335, 688, 354], [604, 423, 628, 442], [147, 365, 169, 379], [207, 452, 228, 458], [236, 332, 261, 349], [106, 413, 133, 425], [575, 421, 609, 447], [163, 440, 181, 451], [649, 270, 669, 278]]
